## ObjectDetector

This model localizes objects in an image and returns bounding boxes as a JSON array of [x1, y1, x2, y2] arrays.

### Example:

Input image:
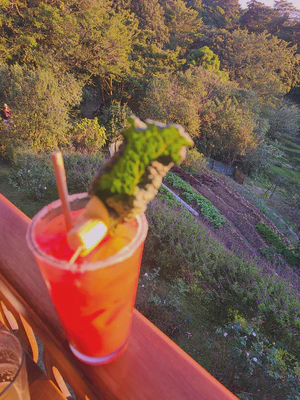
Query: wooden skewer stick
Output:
[[52, 151, 74, 232], [69, 246, 84, 271]]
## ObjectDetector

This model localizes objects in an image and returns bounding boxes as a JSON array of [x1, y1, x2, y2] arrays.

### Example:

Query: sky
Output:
[[239, 0, 300, 9]]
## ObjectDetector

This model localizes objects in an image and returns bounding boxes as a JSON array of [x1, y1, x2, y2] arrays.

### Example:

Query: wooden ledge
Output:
[[0, 194, 237, 400]]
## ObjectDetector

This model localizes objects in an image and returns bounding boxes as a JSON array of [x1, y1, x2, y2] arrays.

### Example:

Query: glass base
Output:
[[69, 340, 128, 365]]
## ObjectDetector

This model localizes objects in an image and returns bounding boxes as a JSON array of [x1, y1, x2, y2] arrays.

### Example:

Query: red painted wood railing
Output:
[[0, 194, 237, 400]]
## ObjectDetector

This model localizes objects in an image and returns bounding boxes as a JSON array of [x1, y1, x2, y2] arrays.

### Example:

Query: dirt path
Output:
[[171, 167, 292, 258]]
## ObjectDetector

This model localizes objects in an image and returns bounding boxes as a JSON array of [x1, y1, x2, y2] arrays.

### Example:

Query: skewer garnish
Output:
[[66, 116, 193, 258]]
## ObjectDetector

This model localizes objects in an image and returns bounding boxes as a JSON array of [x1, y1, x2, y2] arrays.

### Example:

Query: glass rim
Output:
[[26, 192, 148, 272], [0, 329, 25, 397]]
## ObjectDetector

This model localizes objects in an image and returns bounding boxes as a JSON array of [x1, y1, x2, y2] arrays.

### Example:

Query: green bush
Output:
[[0, 121, 19, 161], [210, 315, 300, 399], [136, 268, 186, 338], [164, 172, 225, 227], [8, 148, 106, 199], [8, 151, 55, 200], [242, 141, 285, 175], [182, 148, 207, 172], [99, 101, 132, 143], [63, 150, 106, 194], [266, 102, 300, 140], [70, 118, 107, 152], [0, 63, 82, 154]]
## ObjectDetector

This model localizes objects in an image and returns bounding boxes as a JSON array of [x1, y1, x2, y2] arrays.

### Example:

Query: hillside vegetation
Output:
[[1, 1, 300, 399]]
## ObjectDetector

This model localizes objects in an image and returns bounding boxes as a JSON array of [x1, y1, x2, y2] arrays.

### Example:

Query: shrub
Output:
[[210, 315, 300, 399], [266, 102, 300, 140], [99, 101, 132, 143], [0, 63, 82, 154], [70, 118, 106, 152], [136, 269, 186, 338], [0, 120, 19, 161], [182, 148, 207, 172], [8, 148, 106, 198], [63, 150, 106, 194], [8, 150, 55, 200], [242, 141, 284, 175]]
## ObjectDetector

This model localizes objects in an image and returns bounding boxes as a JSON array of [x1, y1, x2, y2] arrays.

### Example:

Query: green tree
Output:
[[201, 0, 241, 28], [131, 0, 169, 47], [0, 1, 138, 101], [197, 97, 257, 164], [240, 0, 300, 48], [207, 29, 300, 103], [185, 0, 203, 13], [274, 0, 300, 19], [70, 118, 107, 152], [112, 0, 131, 11], [186, 46, 220, 68], [129, 42, 184, 102], [203, 0, 240, 20], [264, 102, 300, 139], [162, 0, 202, 50], [140, 71, 202, 137], [185, 46, 228, 80], [240, 1, 282, 34], [99, 101, 132, 143], [140, 66, 235, 138], [128, 0, 184, 100], [0, 63, 82, 155], [274, 0, 300, 46]]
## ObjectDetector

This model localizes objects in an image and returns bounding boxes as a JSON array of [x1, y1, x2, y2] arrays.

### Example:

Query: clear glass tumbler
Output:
[[0, 329, 30, 400], [27, 193, 148, 365]]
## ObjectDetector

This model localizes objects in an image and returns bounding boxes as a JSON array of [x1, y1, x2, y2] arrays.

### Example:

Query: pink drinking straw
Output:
[[52, 151, 74, 232]]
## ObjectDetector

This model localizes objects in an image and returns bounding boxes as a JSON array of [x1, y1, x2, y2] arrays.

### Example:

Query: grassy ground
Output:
[[277, 136, 300, 165], [267, 163, 300, 186], [269, 134, 300, 182], [0, 160, 53, 218], [246, 134, 300, 236], [219, 174, 299, 246]]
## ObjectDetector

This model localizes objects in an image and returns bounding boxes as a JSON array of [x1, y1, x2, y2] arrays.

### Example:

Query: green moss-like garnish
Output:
[[90, 116, 193, 221]]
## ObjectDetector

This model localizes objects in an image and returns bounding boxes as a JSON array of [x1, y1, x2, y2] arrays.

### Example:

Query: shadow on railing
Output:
[[0, 194, 237, 400]]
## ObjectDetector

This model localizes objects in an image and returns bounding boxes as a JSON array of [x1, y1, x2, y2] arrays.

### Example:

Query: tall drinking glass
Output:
[[27, 193, 148, 365], [0, 329, 30, 400]]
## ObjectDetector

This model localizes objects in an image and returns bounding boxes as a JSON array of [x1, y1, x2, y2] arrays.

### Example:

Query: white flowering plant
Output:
[[213, 313, 299, 400]]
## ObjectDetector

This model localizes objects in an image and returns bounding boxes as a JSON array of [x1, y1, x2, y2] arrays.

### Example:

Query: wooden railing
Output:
[[0, 194, 237, 400]]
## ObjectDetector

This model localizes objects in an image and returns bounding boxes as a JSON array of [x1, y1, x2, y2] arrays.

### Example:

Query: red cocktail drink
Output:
[[27, 193, 148, 365]]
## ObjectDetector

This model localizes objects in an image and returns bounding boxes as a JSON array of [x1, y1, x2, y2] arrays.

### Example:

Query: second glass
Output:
[[27, 193, 148, 365], [0, 329, 30, 400]]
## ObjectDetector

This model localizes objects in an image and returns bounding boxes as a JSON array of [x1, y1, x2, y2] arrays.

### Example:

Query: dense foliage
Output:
[[0, 0, 300, 169], [8, 148, 107, 199], [139, 198, 300, 399], [1, 1, 300, 398]]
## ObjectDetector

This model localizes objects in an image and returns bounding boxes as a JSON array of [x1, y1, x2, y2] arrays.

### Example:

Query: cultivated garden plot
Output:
[[164, 167, 299, 270]]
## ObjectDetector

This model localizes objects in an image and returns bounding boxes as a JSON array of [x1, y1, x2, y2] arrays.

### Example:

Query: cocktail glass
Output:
[[26, 193, 148, 365], [0, 329, 30, 399]]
